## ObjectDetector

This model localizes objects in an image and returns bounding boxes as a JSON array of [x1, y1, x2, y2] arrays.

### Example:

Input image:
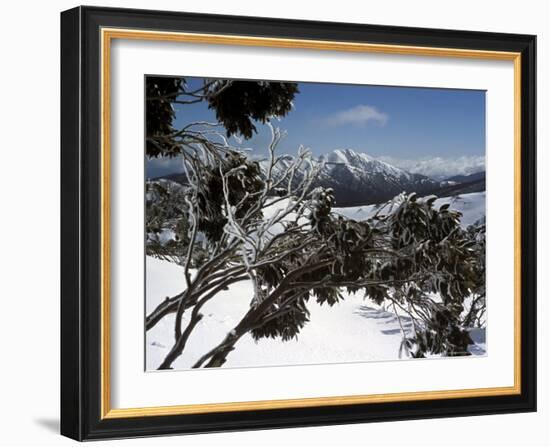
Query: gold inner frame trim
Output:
[[100, 27, 522, 419]]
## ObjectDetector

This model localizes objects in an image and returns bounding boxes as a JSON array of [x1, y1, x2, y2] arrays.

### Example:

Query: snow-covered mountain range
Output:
[[159, 148, 485, 207], [267, 148, 484, 206], [310, 149, 440, 206]]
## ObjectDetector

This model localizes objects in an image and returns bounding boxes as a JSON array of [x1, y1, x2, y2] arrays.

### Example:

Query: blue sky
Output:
[[147, 77, 486, 179]]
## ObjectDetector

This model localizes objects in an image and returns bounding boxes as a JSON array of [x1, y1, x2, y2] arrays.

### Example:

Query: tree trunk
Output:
[[158, 313, 203, 370]]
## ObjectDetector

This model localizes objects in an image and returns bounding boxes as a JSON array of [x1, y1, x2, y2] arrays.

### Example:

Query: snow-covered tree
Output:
[[191, 190, 486, 367]]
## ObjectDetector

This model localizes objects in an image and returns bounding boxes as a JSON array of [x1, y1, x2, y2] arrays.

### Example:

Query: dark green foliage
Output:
[[249, 191, 484, 356], [251, 294, 310, 342], [195, 151, 265, 241], [145, 180, 190, 263], [376, 194, 479, 302], [312, 287, 343, 306], [146, 77, 183, 158], [145, 77, 298, 159], [462, 222, 486, 327], [309, 187, 336, 234], [363, 193, 484, 356], [206, 81, 299, 139], [405, 310, 474, 358], [146, 151, 266, 254], [145, 181, 186, 232]]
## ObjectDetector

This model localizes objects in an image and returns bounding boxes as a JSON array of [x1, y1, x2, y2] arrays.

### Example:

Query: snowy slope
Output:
[[334, 191, 486, 228], [146, 256, 485, 370]]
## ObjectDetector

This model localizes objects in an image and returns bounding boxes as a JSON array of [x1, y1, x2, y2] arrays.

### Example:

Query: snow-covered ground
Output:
[[146, 255, 486, 371], [334, 191, 486, 228]]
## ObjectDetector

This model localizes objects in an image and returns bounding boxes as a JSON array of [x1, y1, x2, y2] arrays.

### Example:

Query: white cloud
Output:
[[377, 155, 485, 180], [325, 105, 388, 127]]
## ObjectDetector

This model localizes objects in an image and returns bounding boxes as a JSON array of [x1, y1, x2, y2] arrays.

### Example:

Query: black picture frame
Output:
[[61, 5, 536, 441]]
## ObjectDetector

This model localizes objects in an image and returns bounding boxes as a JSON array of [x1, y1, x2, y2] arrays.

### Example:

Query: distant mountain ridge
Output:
[[156, 149, 485, 207], [445, 171, 486, 183], [436, 171, 485, 197]]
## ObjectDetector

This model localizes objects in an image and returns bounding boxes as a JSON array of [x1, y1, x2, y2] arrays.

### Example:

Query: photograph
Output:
[[144, 76, 487, 371]]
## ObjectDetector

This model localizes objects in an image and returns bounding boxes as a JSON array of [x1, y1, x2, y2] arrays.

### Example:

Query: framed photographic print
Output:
[[60, 6, 536, 441]]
